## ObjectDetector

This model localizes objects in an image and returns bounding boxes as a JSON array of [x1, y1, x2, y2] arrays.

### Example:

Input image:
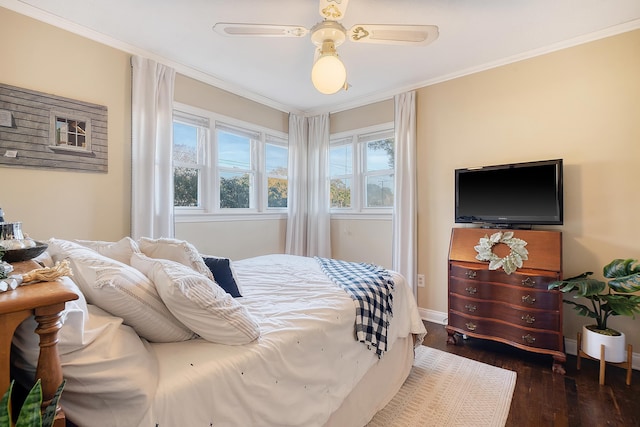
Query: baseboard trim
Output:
[[419, 308, 640, 371]]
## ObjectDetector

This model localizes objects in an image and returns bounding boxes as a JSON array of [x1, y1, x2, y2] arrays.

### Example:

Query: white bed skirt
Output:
[[325, 336, 415, 427]]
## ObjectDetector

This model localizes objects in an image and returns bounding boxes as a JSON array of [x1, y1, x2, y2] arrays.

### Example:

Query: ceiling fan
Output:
[[213, 0, 439, 95]]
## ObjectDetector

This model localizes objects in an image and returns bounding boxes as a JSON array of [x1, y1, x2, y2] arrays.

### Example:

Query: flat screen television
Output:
[[455, 159, 563, 228]]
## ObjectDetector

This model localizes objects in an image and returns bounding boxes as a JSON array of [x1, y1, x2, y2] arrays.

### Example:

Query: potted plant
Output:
[[0, 379, 65, 427], [548, 258, 640, 363]]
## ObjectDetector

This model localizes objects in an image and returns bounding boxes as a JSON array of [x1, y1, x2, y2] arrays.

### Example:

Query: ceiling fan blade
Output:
[[348, 24, 439, 45], [213, 23, 309, 38], [319, 0, 350, 21]]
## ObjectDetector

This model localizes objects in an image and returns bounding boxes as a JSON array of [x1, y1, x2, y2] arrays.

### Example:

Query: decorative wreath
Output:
[[474, 231, 528, 275]]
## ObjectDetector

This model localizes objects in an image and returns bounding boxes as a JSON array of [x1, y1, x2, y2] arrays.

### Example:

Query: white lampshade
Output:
[[311, 54, 347, 95]]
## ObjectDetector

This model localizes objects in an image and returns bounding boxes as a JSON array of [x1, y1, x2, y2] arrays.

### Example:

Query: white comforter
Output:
[[139, 254, 426, 427]]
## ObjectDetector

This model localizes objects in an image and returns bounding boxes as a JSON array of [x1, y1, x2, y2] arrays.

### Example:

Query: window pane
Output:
[[173, 122, 198, 164], [266, 144, 287, 176], [366, 174, 394, 207], [330, 178, 351, 208], [174, 167, 199, 207], [220, 171, 251, 208], [218, 130, 251, 169], [330, 145, 352, 176], [366, 139, 394, 172], [268, 177, 288, 208]]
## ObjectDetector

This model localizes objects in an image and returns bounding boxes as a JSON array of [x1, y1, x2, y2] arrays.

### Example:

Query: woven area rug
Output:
[[367, 346, 517, 427]]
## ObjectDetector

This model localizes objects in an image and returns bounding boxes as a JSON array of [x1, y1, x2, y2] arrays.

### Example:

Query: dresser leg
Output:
[[552, 356, 566, 375], [446, 328, 459, 345]]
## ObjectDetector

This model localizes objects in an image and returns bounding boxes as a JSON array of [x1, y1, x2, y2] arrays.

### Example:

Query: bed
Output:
[[11, 237, 427, 427]]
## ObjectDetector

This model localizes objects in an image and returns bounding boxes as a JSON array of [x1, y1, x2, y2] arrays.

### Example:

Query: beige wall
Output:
[[416, 30, 640, 348], [0, 7, 132, 241], [175, 219, 287, 260], [175, 74, 288, 133], [329, 99, 394, 134], [330, 218, 393, 269]]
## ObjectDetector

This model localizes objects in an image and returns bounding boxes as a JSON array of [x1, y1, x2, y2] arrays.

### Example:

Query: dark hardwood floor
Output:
[[421, 321, 640, 427]]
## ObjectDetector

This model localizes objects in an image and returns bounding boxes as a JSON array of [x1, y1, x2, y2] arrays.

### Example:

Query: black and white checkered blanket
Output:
[[315, 257, 395, 358]]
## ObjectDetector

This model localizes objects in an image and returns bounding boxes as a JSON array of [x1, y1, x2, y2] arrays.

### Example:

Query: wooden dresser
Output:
[[445, 227, 566, 373]]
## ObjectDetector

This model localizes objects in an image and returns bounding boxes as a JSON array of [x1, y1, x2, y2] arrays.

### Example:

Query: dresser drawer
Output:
[[449, 262, 559, 290], [449, 294, 561, 331], [448, 311, 563, 352], [449, 276, 560, 310]]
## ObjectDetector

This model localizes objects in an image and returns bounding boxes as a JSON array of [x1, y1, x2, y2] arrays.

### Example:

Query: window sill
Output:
[[330, 212, 392, 220], [175, 211, 287, 222]]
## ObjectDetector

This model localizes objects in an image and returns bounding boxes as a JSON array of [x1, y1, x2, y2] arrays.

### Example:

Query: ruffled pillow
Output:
[[137, 237, 213, 280], [131, 252, 260, 345], [47, 238, 195, 342], [74, 237, 140, 265]]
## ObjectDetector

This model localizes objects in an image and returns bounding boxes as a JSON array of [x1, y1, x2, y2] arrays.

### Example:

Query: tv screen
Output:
[[455, 159, 563, 227]]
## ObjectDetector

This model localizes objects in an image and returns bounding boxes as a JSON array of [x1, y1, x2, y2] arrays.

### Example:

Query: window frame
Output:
[[173, 111, 209, 210], [173, 103, 288, 222], [264, 136, 289, 210], [329, 122, 395, 218]]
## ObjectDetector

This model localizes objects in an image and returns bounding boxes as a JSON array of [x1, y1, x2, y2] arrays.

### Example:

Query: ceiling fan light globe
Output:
[[311, 55, 347, 95]]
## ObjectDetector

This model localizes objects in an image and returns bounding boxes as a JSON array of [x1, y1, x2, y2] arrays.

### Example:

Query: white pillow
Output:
[[137, 237, 214, 281], [47, 238, 195, 343], [74, 237, 140, 265], [131, 252, 260, 345]]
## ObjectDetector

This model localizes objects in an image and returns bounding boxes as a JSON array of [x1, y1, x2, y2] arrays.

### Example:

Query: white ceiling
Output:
[[6, 0, 640, 114]]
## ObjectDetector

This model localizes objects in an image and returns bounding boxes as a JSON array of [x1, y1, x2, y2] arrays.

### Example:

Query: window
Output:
[[329, 126, 394, 213], [329, 140, 353, 208], [173, 113, 207, 208], [265, 137, 288, 208], [172, 105, 287, 215], [362, 136, 394, 208], [217, 125, 255, 209]]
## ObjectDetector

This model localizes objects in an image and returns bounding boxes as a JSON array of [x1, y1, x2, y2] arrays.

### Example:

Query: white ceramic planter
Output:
[[582, 325, 627, 363]]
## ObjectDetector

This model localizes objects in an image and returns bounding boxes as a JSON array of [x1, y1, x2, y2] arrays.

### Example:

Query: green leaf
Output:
[[548, 277, 606, 297], [563, 299, 598, 319], [41, 380, 65, 427], [0, 381, 13, 427], [605, 294, 640, 317], [16, 379, 43, 427], [604, 259, 640, 293], [603, 258, 640, 278]]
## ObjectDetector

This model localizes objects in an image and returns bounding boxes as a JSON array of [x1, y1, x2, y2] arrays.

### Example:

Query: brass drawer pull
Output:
[[465, 322, 477, 331], [521, 277, 536, 288], [521, 314, 536, 324], [521, 295, 536, 305], [465, 286, 477, 295], [522, 334, 536, 344], [465, 304, 477, 313], [465, 270, 477, 279]]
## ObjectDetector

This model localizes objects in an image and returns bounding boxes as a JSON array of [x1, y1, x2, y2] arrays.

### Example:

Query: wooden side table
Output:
[[0, 260, 78, 426]]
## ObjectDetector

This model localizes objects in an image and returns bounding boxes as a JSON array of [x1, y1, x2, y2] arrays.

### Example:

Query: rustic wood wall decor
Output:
[[0, 83, 108, 173]]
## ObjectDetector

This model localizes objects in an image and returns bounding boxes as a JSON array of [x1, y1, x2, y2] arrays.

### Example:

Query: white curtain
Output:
[[306, 114, 331, 257], [285, 113, 331, 258], [131, 56, 176, 240], [285, 113, 308, 256], [393, 91, 417, 294]]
